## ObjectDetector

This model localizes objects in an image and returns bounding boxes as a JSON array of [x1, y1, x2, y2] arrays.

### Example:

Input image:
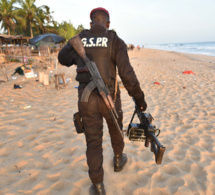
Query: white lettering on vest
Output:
[[89, 37, 95, 47], [81, 37, 108, 47], [81, 38, 87, 47], [96, 37, 102, 46], [102, 37, 108, 47]]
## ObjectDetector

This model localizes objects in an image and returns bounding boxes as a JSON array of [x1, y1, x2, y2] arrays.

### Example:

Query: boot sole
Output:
[[113, 154, 128, 172], [114, 159, 127, 172], [114, 167, 123, 172]]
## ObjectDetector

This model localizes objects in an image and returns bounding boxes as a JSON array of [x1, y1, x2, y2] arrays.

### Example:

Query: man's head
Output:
[[90, 7, 110, 29]]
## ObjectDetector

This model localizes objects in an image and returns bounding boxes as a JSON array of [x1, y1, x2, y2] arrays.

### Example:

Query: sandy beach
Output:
[[0, 48, 215, 195]]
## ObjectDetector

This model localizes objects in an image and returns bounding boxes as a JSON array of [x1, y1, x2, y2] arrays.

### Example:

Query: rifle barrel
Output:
[[107, 95, 119, 118], [109, 109, 124, 138]]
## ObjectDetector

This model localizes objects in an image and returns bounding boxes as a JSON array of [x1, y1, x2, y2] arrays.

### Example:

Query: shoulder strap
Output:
[[108, 31, 118, 102]]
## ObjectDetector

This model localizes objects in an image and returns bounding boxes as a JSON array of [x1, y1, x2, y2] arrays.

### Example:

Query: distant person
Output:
[[58, 7, 147, 195], [127, 44, 134, 51]]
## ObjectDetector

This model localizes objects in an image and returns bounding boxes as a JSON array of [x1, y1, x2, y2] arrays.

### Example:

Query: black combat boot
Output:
[[89, 182, 106, 195], [113, 153, 128, 172]]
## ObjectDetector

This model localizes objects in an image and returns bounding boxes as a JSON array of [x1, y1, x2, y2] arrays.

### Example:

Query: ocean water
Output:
[[145, 41, 215, 56]]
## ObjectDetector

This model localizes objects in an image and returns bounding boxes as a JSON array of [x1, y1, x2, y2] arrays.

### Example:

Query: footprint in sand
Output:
[[5, 130, 18, 138], [14, 170, 41, 189], [202, 132, 213, 138], [172, 149, 186, 161], [4, 110, 18, 114], [137, 150, 153, 162], [32, 181, 47, 191], [198, 124, 213, 131], [33, 145, 45, 152], [63, 132, 75, 138], [13, 141, 24, 148], [0, 108, 5, 113], [181, 135, 198, 146], [9, 118, 25, 124], [62, 147, 78, 156], [135, 174, 148, 187], [7, 160, 28, 172], [167, 177, 185, 194], [208, 110, 215, 117], [46, 172, 61, 182], [209, 162, 215, 174], [161, 141, 173, 154], [152, 173, 170, 188], [191, 163, 207, 190], [40, 137, 52, 143], [177, 159, 193, 173], [15, 160, 28, 170], [55, 119, 66, 125], [62, 158, 71, 164], [47, 134, 62, 142], [25, 135, 36, 141], [162, 155, 173, 163], [35, 127, 46, 134], [160, 165, 181, 176], [187, 148, 201, 162], [46, 128, 59, 135], [38, 158, 53, 170], [199, 141, 213, 152], [0, 147, 9, 157], [176, 124, 193, 134], [205, 152, 215, 161]]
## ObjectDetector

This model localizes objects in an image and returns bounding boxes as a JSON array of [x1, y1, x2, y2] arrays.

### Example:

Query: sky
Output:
[[35, 0, 215, 45]]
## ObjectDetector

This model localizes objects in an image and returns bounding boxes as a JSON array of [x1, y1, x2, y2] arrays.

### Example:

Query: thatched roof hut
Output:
[[0, 34, 31, 45]]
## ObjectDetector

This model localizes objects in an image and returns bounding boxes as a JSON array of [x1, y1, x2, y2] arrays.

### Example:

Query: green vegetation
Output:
[[0, 0, 84, 40]]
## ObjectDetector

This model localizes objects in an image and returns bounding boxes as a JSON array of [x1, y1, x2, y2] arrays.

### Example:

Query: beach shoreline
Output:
[[144, 41, 215, 57], [0, 48, 215, 195]]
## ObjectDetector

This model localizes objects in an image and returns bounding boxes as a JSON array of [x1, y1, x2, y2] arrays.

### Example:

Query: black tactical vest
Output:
[[76, 25, 116, 91]]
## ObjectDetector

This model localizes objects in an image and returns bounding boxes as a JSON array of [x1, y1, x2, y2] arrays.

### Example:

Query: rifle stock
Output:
[[69, 35, 89, 63]]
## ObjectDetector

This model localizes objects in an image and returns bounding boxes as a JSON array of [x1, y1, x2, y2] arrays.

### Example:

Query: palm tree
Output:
[[76, 24, 84, 34], [18, 0, 44, 37], [36, 5, 54, 34], [0, 0, 24, 35], [58, 21, 83, 41]]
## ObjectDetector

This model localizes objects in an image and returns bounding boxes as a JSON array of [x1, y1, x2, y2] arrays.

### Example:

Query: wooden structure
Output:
[[0, 34, 31, 45], [54, 73, 67, 90], [0, 51, 8, 81], [0, 63, 8, 82], [0, 34, 31, 63], [38, 45, 51, 69], [0, 34, 64, 73]]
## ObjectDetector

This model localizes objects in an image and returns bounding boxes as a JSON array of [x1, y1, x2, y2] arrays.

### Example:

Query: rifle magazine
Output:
[[80, 81, 96, 102]]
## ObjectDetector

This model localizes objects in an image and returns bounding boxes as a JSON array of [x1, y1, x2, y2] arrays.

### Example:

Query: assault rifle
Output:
[[69, 35, 124, 138], [127, 105, 166, 164]]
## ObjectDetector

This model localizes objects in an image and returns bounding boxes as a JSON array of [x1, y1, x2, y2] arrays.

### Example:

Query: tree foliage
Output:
[[0, 0, 24, 35], [0, 0, 85, 39], [57, 21, 84, 41]]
